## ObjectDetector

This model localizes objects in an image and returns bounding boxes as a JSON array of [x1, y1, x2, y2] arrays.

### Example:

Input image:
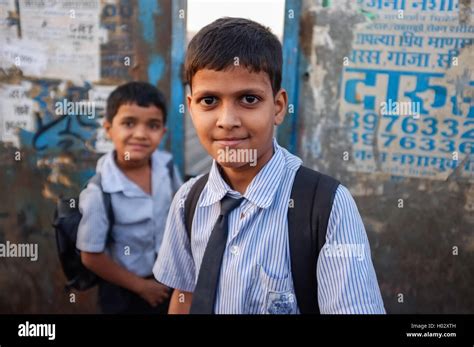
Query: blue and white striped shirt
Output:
[[154, 139, 385, 314]]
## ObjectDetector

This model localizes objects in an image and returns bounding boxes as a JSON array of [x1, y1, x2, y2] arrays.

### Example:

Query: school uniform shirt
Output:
[[153, 139, 385, 314], [77, 149, 183, 277]]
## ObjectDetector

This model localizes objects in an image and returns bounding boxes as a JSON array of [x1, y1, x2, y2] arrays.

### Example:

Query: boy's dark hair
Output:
[[106, 81, 167, 123], [185, 17, 282, 95]]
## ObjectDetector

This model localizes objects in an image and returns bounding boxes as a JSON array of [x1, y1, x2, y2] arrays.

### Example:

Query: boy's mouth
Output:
[[127, 143, 150, 150], [214, 137, 249, 147]]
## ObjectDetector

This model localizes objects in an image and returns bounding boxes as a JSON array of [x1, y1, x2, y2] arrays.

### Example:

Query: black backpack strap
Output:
[[288, 166, 340, 314], [88, 172, 114, 235], [166, 159, 175, 183], [166, 158, 179, 195], [184, 174, 209, 239]]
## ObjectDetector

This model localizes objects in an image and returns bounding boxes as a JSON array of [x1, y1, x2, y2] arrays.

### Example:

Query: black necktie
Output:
[[190, 195, 244, 314]]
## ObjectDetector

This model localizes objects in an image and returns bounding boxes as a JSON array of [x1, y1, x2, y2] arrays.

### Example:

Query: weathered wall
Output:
[[289, 0, 473, 313], [0, 0, 186, 313]]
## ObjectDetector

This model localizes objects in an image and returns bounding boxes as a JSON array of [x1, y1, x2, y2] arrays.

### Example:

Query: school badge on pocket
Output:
[[266, 291, 296, 314]]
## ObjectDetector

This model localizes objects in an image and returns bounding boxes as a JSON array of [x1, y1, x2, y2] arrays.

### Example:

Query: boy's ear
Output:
[[274, 88, 288, 126], [103, 119, 112, 138], [187, 94, 193, 117]]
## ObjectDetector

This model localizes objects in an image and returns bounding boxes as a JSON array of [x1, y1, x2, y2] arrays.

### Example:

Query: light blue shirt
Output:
[[77, 149, 183, 277], [153, 139, 385, 314]]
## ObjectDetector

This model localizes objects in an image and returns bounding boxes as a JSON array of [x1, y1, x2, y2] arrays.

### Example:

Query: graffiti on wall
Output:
[[10, 81, 97, 153]]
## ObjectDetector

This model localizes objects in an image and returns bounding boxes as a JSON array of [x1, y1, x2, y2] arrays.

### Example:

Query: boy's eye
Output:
[[123, 120, 134, 127], [199, 97, 217, 106], [241, 95, 260, 105], [149, 123, 161, 130]]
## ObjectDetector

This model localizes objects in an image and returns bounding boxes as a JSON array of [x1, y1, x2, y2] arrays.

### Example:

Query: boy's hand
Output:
[[138, 279, 170, 307]]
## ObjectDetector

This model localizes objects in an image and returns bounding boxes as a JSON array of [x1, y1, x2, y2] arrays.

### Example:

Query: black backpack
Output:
[[184, 166, 340, 314], [53, 159, 176, 292], [53, 173, 114, 291]]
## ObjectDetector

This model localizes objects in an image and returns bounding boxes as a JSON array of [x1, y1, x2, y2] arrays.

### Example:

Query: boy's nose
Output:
[[133, 124, 147, 138], [216, 105, 241, 130]]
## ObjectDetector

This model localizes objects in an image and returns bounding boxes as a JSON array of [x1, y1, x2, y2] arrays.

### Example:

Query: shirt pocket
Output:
[[110, 195, 153, 246], [245, 264, 297, 314], [112, 195, 153, 225]]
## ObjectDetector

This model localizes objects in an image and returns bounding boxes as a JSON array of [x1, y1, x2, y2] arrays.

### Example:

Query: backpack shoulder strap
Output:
[[88, 172, 114, 232], [288, 166, 340, 314], [166, 158, 179, 196], [184, 173, 209, 239], [166, 159, 175, 183]]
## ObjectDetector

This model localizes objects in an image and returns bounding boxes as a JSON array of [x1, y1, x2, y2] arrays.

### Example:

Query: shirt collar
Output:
[[200, 138, 287, 209], [97, 149, 168, 197]]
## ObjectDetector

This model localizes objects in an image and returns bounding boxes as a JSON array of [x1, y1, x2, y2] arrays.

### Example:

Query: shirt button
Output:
[[230, 245, 239, 256]]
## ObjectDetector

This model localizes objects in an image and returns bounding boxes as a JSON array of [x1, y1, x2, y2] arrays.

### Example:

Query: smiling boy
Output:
[[77, 82, 182, 314], [153, 18, 385, 314]]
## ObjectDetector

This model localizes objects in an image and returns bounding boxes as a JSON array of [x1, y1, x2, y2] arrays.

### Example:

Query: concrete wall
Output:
[[284, 0, 473, 313], [0, 0, 186, 313]]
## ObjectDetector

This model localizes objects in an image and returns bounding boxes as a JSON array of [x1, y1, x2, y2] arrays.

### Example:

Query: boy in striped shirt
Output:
[[153, 17, 385, 314]]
